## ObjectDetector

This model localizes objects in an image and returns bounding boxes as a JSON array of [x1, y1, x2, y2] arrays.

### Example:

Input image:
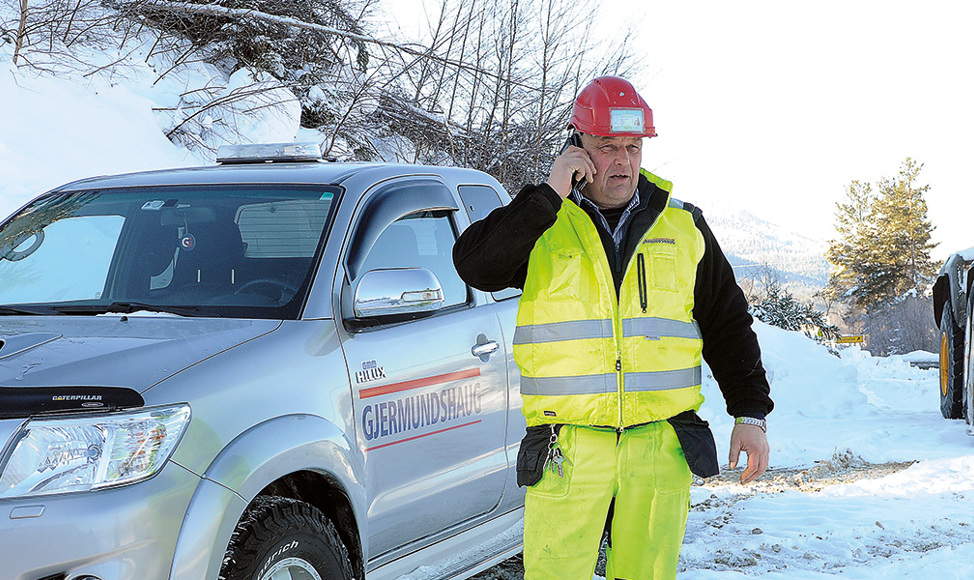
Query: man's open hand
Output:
[[729, 424, 769, 484]]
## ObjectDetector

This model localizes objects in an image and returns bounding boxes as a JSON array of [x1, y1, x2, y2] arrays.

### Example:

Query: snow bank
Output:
[[681, 324, 974, 580], [0, 33, 302, 222], [0, 59, 191, 218], [700, 321, 963, 470]]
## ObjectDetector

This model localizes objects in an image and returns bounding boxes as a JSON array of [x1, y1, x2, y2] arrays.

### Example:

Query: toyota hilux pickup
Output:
[[0, 143, 524, 580]]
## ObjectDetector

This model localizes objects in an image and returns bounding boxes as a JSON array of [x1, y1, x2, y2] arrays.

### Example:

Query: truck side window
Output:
[[359, 211, 468, 309], [457, 184, 521, 302], [457, 184, 507, 223]]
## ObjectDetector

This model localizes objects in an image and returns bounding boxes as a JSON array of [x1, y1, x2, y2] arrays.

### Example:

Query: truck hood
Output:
[[0, 315, 281, 391]]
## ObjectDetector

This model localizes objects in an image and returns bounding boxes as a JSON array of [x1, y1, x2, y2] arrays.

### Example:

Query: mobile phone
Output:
[[560, 133, 588, 192]]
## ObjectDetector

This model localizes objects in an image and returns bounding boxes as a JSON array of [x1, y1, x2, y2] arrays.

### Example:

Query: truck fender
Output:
[[934, 254, 968, 328], [933, 274, 949, 326], [169, 413, 366, 580]]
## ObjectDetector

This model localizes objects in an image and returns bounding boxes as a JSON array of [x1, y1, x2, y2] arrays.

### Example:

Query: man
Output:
[[453, 76, 773, 579]]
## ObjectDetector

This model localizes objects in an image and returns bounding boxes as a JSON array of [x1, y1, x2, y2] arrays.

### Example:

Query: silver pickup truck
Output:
[[0, 143, 524, 580]]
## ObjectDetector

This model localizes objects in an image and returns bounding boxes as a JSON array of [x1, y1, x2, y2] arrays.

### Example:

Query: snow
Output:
[[958, 246, 974, 262], [679, 321, 974, 578], [898, 350, 940, 365], [2, 19, 973, 580], [0, 25, 303, 221]]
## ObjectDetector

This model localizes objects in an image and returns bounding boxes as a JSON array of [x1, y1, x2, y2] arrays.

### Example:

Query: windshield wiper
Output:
[[52, 302, 203, 317], [0, 305, 57, 315]]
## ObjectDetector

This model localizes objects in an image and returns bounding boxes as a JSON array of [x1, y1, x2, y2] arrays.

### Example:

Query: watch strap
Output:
[[735, 416, 767, 433]]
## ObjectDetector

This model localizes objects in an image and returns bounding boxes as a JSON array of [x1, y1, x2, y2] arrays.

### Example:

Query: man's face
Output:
[[578, 133, 643, 209]]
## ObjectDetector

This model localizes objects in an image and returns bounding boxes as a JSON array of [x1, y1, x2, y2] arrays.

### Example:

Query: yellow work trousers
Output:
[[523, 422, 692, 580]]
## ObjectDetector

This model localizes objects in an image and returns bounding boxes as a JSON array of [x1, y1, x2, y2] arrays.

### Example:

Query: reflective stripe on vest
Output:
[[515, 317, 699, 345], [513, 319, 614, 345], [521, 366, 702, 396], [625, 366, 702, 392], [520, 373, 616, 396], [621, 318, 701, 341]]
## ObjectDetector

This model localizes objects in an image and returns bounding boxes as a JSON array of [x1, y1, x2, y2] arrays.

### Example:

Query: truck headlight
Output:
[[0, 404, 190, 499]]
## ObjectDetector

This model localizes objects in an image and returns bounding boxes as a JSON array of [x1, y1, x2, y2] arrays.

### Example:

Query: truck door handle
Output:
[[471, 341, 499, 357], [471, 335, 500, 360]]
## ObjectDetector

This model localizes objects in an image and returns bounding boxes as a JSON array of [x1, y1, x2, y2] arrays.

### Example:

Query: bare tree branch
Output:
[[122, 0, 540, 89]]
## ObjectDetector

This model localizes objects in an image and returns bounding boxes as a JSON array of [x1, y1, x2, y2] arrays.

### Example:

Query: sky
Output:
[[605, 1, 974, 261], [383, 0, 973, 260]]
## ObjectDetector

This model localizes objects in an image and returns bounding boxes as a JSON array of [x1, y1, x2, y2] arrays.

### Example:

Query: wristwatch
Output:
[[735, 416, 767, 433]]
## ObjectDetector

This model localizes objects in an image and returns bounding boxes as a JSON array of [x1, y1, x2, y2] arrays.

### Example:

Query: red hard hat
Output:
[[569, 76, 657, 138]]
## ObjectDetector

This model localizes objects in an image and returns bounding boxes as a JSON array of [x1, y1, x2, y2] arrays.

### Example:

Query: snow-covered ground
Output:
[[678, 323, 974, 579], [2, 23, 972, 580]]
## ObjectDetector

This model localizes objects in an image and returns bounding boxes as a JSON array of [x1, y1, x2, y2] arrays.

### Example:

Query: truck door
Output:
[[338, 178, 509, 561]]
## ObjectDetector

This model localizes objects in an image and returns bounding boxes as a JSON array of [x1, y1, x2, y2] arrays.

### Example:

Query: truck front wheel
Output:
[[220, 496, 354, 580], [940, 303, 965, 419]]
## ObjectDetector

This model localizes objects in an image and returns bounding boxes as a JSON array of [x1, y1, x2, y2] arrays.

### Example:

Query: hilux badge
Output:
[[356, 360, 386, 384]]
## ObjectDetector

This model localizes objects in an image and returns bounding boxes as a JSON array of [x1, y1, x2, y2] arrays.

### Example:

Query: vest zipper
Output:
[[616, 356, 623, 427], [637, 253, 648, 313]]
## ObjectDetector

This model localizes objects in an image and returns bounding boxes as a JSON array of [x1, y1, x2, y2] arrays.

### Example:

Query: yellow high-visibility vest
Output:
[[514, 170, 707, 428]]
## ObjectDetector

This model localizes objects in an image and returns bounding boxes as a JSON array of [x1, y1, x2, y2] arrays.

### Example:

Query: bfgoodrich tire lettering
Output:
[[220, 495, 353, 580], [939, 304, 964, 420]]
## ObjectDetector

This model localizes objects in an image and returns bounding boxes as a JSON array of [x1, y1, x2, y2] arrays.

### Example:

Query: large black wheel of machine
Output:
[[967, 290, 974, 423], [220, 496, 354, 580], [940, 301, 964, 419]]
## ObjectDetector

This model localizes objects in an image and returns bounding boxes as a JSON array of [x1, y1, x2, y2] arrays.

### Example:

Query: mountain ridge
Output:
[[700, 204, 830, 297]]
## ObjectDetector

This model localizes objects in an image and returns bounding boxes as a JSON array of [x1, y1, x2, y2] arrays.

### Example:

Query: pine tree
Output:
[[825, 158, 938, 312], [749, 281, 839, 342], [871, 158, 939, 298], [825, 180, 876, 307]]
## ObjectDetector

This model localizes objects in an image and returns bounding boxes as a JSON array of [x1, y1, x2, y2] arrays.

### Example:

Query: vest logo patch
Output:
[[644, 237, 675, 245], [543, 410, 557, 417]]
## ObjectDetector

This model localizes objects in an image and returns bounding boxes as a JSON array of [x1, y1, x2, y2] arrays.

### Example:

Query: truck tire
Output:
[[940, 303, 964, 419], [220, 496, 354, 580]]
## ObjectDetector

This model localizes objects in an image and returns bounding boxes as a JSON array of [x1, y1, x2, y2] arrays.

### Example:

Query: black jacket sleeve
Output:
[[692, 214, 774, 418], [453, 183, 563, 292]]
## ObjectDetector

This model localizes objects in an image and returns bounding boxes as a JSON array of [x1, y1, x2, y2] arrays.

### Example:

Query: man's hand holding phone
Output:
[[547, 134, 596, 200]]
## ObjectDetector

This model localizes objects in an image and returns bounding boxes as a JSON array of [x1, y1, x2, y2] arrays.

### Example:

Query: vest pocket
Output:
[[644, 244, 678, 292], [547, 250, 583, 299]]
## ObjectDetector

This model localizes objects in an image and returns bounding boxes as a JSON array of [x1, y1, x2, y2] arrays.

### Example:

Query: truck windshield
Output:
[[0, 185, 339, 319]]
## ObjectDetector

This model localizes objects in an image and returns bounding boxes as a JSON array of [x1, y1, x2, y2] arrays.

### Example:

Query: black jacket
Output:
[[453, 174, 773, 420]]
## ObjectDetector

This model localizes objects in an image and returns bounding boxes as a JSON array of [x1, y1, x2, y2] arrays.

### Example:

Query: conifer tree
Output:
[[825, 158, 938, 311], [825, 180, 876, 308], [749, 281, 839, 341], [871, 158, 938, 298]]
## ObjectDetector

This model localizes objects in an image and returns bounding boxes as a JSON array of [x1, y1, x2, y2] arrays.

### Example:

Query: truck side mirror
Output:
[[352, 268, 444, 322]]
